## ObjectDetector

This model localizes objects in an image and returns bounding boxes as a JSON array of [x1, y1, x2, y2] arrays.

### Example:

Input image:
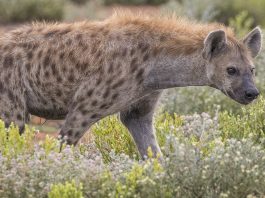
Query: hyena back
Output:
[[0, 13, 261, 158]]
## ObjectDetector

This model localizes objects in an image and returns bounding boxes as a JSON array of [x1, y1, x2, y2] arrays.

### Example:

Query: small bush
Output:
[[48, 180, 84, 198], [0, 0, 64, 24], [0, 135, 265, 197], [219, 96, 265, 145], [164, 0, 265, 26], [91, 115, 138, 161], [215, 0, 265, 26], [69, 0, 89, 5]]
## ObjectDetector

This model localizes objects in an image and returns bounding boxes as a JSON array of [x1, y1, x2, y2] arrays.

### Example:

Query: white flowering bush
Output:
[[0, 134, 265, 197], [1, 97, 265, 197]]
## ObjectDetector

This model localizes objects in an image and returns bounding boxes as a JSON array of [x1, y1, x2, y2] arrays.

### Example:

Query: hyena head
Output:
[[202, 27, 262, 105]]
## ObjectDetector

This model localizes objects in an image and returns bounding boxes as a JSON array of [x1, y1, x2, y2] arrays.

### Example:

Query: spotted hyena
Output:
[[0, 13, 262, 158]]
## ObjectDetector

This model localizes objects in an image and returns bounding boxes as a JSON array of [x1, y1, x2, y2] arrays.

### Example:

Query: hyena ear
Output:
[[202, 30, 227, 60], [243, 27, 262, 58]]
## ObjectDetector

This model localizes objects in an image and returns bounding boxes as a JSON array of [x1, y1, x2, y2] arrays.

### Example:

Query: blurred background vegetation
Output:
[[0, 0, 265, 134]]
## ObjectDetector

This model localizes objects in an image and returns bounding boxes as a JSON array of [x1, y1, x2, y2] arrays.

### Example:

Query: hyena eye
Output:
[[250, 68, 255, 74], [227, 67, 237, 75]]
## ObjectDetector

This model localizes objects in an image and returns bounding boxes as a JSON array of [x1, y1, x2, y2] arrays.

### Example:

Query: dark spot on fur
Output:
[[103, 89, 110, 98], [0, 82, 4, 92], [87, 89, 93, 97], [106, 78, 113, 84], [81, 121, 88, 127], [96, 77, 102, 86], [122, 48, 127, 57], [160, 35, 166, 42], [152, 48, 160, 57], [81, 109, 89, 115], [7, 90, 14, 101], [3, 55, 14, 68], [59, 52, 65, 60], [51, 63, 57, 75], [3, 45, 9, 51], [16, 114, 22, 120], [77, 103, 86, 111], [91, 100, 97, 106], [138, 42, 144, 50], [37, 50, 43, 59], [143, 53, 149, 62], [99, 104, 108, 109], [76, 33, 83, 40], [56, 89, 62, 97], [67, 129, 73, 136], [136, 68, 144, 80], [90, 114, 99, 119], [108, 63, 114, 73], [74, 131, 80, 138], [17, 66, 22, 77], [112, 78, 125, 89], [141, 44, 150, 53], [95, 50, 102, 59], [15, 53, 22, 60], [78, 96, 86, 103], [27, 51, 33, 60], [102, 29, 109, 36], [43, 54, 50, 66], [44, 30, 60, 38], [68, 51, 76, 63], [44, 71, 50, 78], [25, 63, 31, 72], [66, 39, 72, 46], [68, 74, 75, 82], [130, 58, 138, 73], [112, 51, 118, 59], [57, 76, 62, 83], [91, 47, 97, 55], [112, 93, 119, 100]]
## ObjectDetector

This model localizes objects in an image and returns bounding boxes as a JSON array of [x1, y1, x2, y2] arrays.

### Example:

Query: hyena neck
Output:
[[144, 50, 211, 90]]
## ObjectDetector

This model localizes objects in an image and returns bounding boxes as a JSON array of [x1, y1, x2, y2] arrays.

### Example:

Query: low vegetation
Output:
[[0, 0, 64, 24], [1, 97, 265, 197]]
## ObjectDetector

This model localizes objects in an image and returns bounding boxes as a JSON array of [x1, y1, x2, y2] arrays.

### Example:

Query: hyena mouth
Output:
[[225, 89, 253, 105]]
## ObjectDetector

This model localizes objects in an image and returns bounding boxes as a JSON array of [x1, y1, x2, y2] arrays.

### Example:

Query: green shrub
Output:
[[69, 0, 89, 5], [219, 96, 265, 145], [164, 0, 265, 26], [216, 0, 265, 26], [48, 180, 84, 198], [0, 0, 64, 24], [0, 120, 60, 158], [228, 11, 254, 37], [91, 113, 183, 161], [91, 115, 139, 161]]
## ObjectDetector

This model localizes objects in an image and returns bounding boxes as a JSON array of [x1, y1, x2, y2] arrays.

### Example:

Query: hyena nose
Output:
[[245, 89, 259, 100]]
